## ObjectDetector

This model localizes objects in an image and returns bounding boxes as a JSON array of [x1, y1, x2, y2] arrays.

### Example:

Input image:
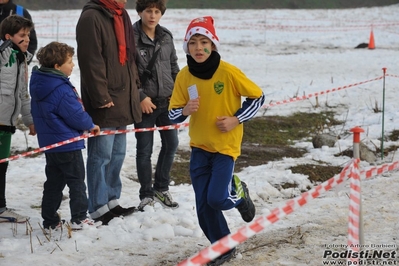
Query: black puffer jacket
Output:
[[133, 20, 179, 102]]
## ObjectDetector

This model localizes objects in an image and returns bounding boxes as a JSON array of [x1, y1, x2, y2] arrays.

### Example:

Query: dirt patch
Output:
[[236, 143, 307, 171], [290, 164, 343, 183]]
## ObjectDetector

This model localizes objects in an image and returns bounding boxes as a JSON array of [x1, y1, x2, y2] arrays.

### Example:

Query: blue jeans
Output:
[[41, 150, 88, 228], [134, 106, 178, 199], [86, 127, 126, 219]]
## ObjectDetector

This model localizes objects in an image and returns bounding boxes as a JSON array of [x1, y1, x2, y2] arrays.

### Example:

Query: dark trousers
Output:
[[0, 130, 12, 210], [134, 106, 178, 199], [41, 150, 88, 228], [0, 162, 8, 209], [190, 147, 240, 244]]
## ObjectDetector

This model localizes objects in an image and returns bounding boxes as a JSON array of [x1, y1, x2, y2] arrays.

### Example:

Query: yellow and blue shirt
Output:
[[169, 60, 265, 160]]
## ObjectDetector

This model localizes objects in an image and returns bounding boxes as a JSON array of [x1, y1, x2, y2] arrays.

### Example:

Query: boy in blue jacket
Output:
[[30, 42, 101, 231]]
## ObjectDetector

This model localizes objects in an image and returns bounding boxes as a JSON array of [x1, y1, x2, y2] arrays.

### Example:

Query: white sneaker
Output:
[[70, 218, 102, 230], [0, 208, 29, 223], [43, 220, 65, 235], [138, 197, 154, 211], [154, 190, 179, 209]]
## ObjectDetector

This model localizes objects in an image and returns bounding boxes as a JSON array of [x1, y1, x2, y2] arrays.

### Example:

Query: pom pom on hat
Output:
[[183, 16, 220, 54]]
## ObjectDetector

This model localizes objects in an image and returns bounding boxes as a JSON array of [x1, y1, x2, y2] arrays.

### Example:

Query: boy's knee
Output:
[[207, 197, 224, 210]]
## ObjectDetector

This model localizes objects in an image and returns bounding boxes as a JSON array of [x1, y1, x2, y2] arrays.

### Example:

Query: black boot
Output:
[[110, 205, 136, 216], [94, 211, 119, 226]]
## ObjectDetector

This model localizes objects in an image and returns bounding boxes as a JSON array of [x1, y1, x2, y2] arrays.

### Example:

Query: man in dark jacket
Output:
[[0, 0, 37, 63], [76, 0, 142, 225]]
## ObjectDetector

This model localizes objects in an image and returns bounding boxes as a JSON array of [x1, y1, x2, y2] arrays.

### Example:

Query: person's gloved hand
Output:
[[0, 47, 12, 66]]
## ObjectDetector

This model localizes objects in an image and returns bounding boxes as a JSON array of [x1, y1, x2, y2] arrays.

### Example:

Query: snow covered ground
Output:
[[1, 5, 399, 266]]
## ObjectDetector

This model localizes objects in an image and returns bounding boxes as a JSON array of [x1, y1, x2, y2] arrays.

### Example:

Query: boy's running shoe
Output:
[[236, 181, 256, 222], [207, 247, 236, 266]]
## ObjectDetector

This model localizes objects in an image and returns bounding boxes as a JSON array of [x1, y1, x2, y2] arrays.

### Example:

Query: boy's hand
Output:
[[91, 125, 101, 136], [216, 116, 239, 133], [183, 97, 200, 116], [28, 124, 36, 136], [99, 102, 114, 108], [0, 47, 12, 66], [141, 97, 156, 114]]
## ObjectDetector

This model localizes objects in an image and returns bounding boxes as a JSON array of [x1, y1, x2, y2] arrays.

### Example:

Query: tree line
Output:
[[14, 0, 399, 10]]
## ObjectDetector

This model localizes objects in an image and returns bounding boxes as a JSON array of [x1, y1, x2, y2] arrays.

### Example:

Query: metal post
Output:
[[350, 127, 364, 247], [381, 67, 387, 160], [57, 20, 59, 42]]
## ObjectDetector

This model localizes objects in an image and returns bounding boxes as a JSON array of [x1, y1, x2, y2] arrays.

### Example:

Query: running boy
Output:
[[168, 16, 265, 265], [30, 42, 101, 231], [0, 15, 35, 223]]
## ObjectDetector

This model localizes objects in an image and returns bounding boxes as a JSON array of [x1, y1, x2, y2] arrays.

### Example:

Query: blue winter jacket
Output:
[[30, 67, 95, 153]]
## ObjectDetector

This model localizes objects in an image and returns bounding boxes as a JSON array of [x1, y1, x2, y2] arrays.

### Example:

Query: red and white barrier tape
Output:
[[347, 160, 361, 263], [262, 76, 383, 109], [386, 73, 399, 78], [178, 160, 356, 266], [178, 158, 399, 265], [0, 123, 189, 164], [360, 161, 399, 180], [346, 160, 399, 263]]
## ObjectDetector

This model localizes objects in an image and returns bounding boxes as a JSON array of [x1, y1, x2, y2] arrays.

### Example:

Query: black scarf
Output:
[[12, 42, 26, 64], [187, 51, 221, 79]]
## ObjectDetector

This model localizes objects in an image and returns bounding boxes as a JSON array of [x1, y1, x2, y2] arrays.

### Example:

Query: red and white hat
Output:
[[183, 16, 220, 54]]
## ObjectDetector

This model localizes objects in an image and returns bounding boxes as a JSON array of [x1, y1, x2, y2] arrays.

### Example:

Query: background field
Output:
[[14, 0, 399, 10], [1, 4, 399, 266]]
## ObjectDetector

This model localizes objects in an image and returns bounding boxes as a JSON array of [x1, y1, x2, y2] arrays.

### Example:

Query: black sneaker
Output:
[[110, 205, 136, 216], [154, 190, 179, 209], [236, 181, 255, 222], [94, 211, 118, 226], [207, 247, 236, 266]]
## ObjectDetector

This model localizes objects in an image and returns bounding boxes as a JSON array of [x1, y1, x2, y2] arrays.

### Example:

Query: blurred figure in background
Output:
[[0, 0, 37, 63]]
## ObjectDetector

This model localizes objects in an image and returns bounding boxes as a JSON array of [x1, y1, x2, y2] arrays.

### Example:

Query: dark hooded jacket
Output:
[[133, 20, 179, 102], [76, 1, 141, 127], [30, 67, 94, 153]]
